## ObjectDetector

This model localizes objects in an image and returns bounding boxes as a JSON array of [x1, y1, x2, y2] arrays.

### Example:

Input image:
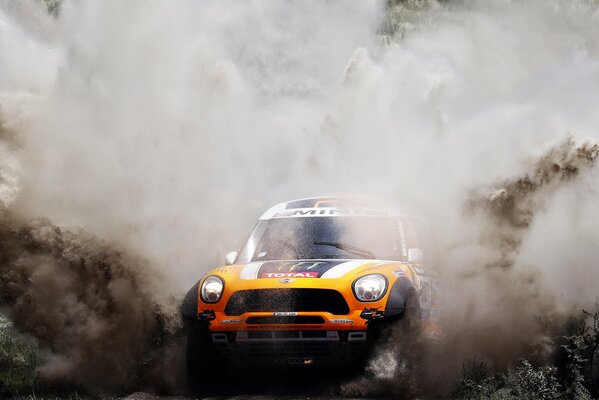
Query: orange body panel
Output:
[[196, 260, 418, 332]]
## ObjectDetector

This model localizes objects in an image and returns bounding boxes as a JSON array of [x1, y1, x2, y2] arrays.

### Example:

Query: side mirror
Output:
[[225, 251, 238, 266], [408, 248, 424, 264]]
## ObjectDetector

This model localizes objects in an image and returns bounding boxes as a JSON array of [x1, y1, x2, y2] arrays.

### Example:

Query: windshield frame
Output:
[[236, 216, 407, 263]]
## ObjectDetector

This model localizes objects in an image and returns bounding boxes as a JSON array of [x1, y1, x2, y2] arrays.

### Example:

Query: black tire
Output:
[[397, 289, 421, 337], [390, 290, 423, 399], [185, 320, 228, 396], [365, 289, 423, 399], [366, 288, 422, 350]]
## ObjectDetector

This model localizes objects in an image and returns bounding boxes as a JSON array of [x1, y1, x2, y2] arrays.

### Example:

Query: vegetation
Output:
[[453, 304, 599, 400], [1, 319, 116, 400], [453, 359, 590, 400], [0, 320, 37, 397], [4, 395, 114, 400]]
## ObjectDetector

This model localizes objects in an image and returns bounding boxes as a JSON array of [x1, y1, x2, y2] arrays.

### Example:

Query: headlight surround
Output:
[[200, 275, 224, 303], [352, 274, 387, 302]]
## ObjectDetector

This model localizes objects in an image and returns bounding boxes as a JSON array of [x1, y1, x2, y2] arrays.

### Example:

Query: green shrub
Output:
[[452, 359, 581, 400], [561, 302, 599, 398], [453, 303, 599, 400], [0, 325, 37, 396]]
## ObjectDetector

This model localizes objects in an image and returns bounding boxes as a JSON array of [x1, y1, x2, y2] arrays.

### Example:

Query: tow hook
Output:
[[197, 310, 216, 322], [360, 308, 384, 322]]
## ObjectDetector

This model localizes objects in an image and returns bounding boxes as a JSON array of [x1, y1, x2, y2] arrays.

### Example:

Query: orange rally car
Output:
[[181, 196, 435, 390]]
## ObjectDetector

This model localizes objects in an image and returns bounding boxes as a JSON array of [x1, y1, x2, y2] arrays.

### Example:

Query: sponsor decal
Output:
[[261, 272, 318, 278], [273, 207, 391, 218], [220, 319, 242, 325], [256, 260, 344, 278], [329, 318, 354, 324], [393, 270, 405, 277], [247, 260, 367, 280], [273, 312, 298, 316]]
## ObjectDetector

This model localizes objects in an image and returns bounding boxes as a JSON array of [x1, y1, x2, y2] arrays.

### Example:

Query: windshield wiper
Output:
[[313, 241, 375, 260]]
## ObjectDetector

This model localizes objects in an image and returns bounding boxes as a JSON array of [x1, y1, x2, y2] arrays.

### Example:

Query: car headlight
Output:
[[353, 274, 387, 302], [200, 276, 224, 303]]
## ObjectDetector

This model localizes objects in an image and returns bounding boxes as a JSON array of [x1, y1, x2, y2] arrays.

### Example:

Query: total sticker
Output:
[[261, 272, 319, 278]]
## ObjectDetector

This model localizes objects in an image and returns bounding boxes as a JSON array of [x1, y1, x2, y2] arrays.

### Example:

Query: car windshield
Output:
[[237, 216, 404, 262]]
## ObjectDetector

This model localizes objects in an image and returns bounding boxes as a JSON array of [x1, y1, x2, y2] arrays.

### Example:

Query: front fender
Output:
[[384, 276, 416, 318], [181, 281, 200, 320]]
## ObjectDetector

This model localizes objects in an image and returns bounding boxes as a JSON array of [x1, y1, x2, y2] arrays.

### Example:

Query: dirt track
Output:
[[123, 394, 372, 400]]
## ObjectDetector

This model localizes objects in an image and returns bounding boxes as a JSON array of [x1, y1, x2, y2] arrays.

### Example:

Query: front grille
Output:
[[224, 289, 350, 316], [246, 316, 325, 324]]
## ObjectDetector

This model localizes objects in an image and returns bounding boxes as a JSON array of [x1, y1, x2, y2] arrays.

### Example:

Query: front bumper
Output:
[[211, 330, 368, 368], [205, 310, 371, 332], [194, 282, 391, 367]]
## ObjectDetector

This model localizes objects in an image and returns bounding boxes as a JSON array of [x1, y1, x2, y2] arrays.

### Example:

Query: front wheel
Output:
[[185, 321, 228, 396], [365, 290, 423, 398]]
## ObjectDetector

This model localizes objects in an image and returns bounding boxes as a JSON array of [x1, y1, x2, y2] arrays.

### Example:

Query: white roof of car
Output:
[[259, 196, 400, 220]]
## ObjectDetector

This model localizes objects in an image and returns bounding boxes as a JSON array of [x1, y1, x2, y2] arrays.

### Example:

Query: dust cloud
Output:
[[1, 0, 599, 396], [419, 137, 599, 395], [0, 212, 183, 393]]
